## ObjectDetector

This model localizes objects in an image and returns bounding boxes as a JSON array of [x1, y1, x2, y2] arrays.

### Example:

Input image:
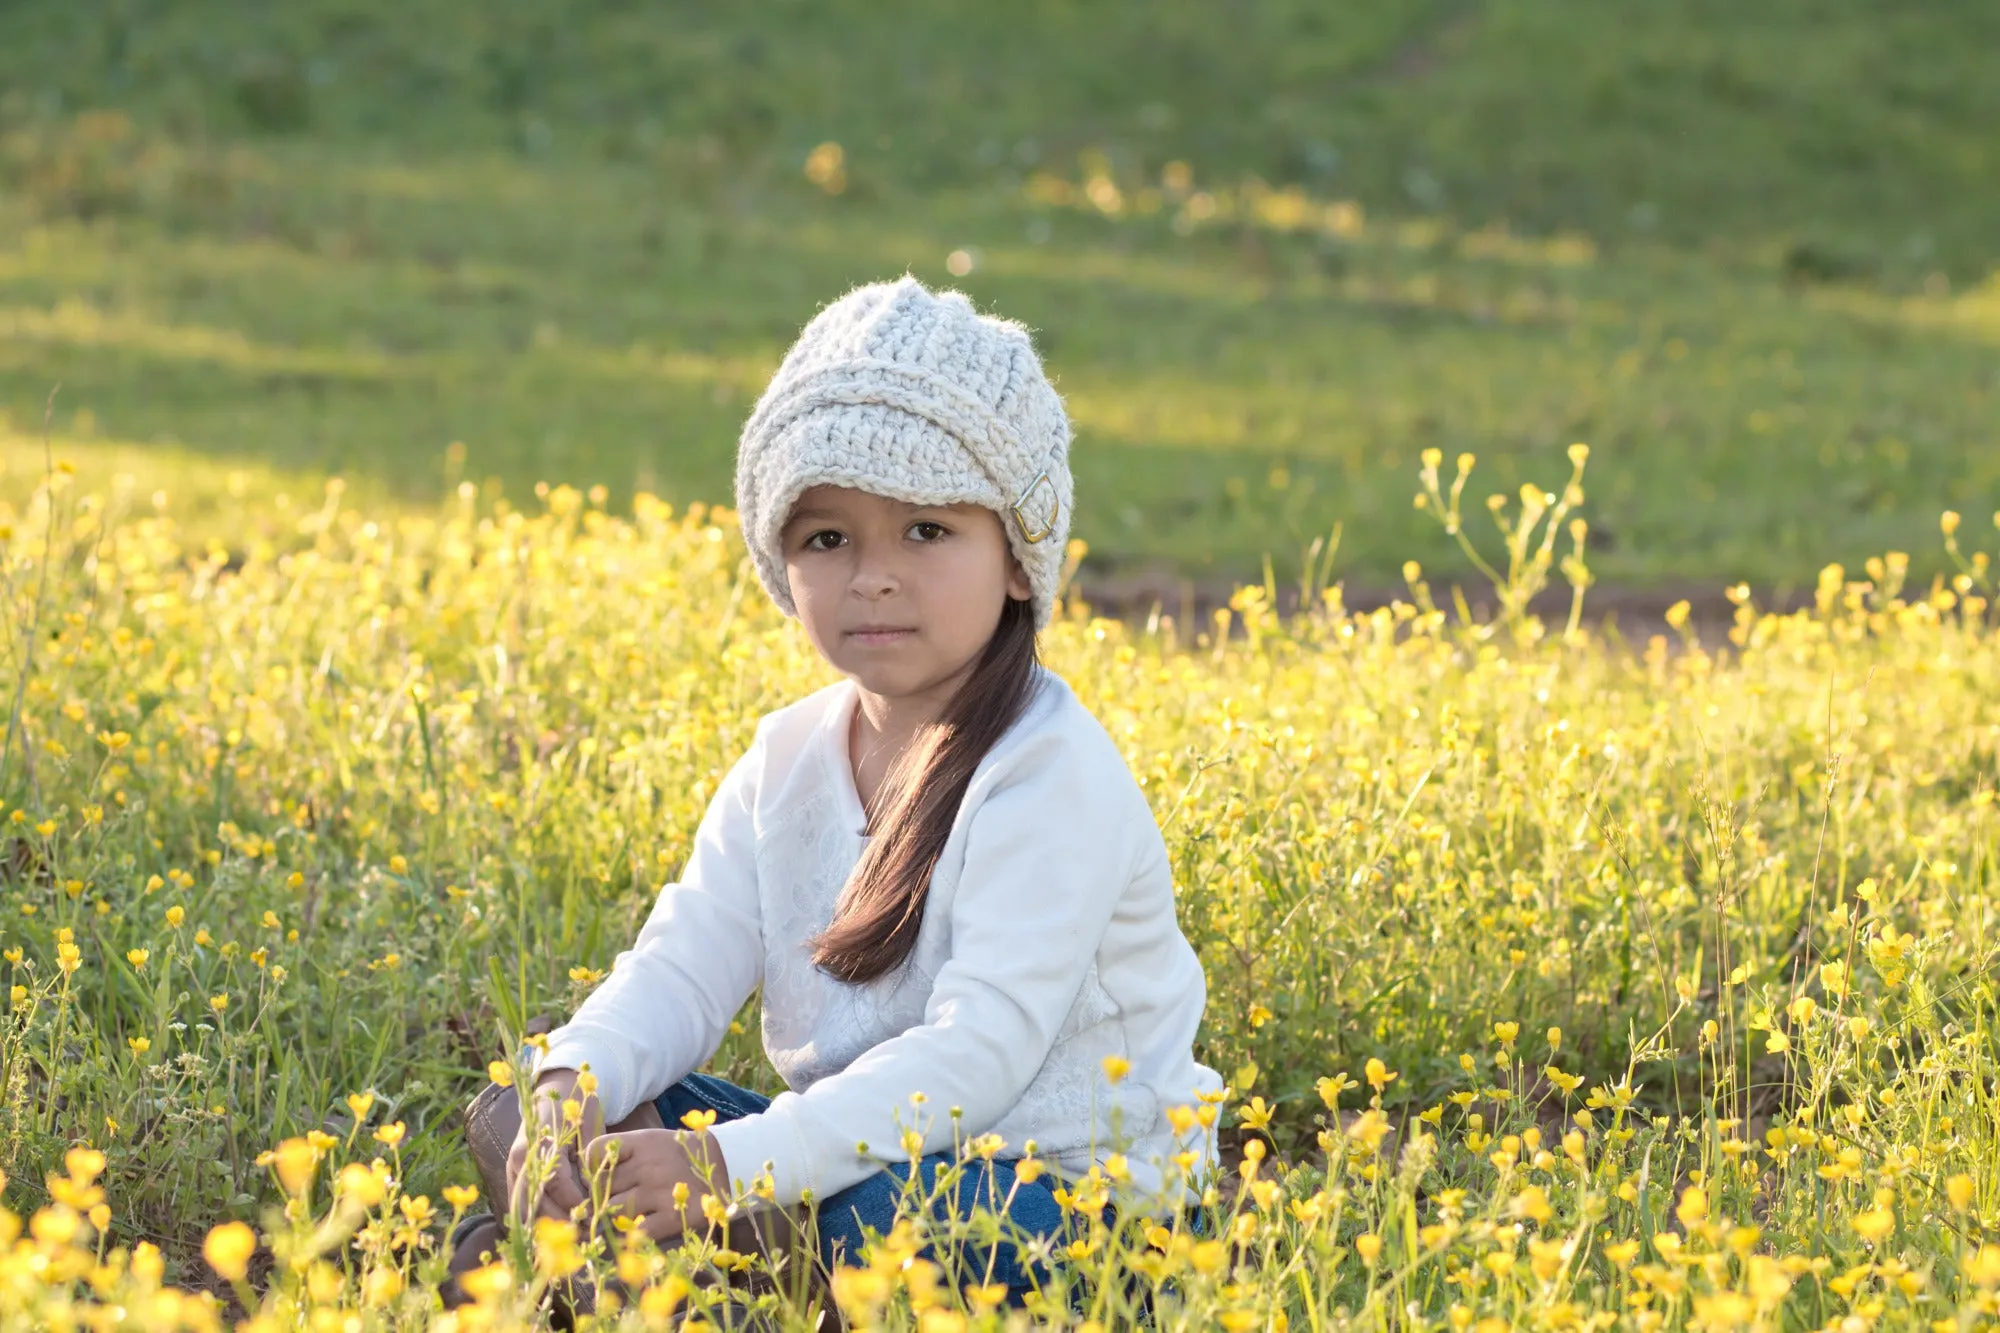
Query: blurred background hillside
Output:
[[1, 0, 1995, 598]]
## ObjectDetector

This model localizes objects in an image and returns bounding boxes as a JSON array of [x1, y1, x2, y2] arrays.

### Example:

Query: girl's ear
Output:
[[1005, 554, 1033, 604]]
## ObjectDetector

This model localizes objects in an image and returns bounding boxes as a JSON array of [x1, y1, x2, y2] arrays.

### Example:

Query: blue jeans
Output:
[[657, 1073, 1073, 1296]]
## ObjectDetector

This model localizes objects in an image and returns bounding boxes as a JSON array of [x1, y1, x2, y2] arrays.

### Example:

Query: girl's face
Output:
[[781, 484, 1032, 704]]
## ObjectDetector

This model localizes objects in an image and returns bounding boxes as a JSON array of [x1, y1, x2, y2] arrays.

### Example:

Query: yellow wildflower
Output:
[[1851, 1207, 1894, 1243], [203, 1221, 257, 1282]]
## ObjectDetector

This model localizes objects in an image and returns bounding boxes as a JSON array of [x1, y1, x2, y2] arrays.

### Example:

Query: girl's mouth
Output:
[[848, 627, 916, 646]]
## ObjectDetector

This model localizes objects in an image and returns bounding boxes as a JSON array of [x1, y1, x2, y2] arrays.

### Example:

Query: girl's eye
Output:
[[803, 530, 845, 552], [909, 521, 947, 542]]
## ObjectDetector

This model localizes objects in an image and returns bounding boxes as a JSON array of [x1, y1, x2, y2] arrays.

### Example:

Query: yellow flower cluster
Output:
[[0, 465, 1995, 1327]]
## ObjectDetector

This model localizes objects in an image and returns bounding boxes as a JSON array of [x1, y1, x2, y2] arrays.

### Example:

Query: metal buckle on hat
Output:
[[1012, 472, 1059, 544]]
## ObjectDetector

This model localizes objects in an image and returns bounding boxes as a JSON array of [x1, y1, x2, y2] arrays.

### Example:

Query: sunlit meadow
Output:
[[0, 443, 1996, 1329]]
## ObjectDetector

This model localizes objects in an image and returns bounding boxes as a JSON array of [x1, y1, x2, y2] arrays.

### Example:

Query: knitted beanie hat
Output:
[[733, 276, 1074, 629]]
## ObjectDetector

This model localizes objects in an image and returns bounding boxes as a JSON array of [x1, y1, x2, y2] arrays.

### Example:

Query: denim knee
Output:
[[652, 1073, 772, 1128], [812, 1155, 1068, 1298]]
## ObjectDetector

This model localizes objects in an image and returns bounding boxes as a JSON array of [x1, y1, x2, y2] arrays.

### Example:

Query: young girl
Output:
[[456, 276, 1220, 1299]]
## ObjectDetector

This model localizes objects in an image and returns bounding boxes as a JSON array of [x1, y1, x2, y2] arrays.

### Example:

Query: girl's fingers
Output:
[[604, 1187, 649, 1219], [606, 1188, 689, 1241], [583, 1134, 650, 1195], [582, 1132, 630, 1175], [592, 1132, 692, 1196], [536, 1147, 589, 1215], [610, 1155, 653, 1198]]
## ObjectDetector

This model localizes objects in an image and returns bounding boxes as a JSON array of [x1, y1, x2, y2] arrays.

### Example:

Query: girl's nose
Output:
[[850, 563, 899, 599]]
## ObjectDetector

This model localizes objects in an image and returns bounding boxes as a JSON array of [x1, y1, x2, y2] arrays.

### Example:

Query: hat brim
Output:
[[755, 403, 1010, 551]]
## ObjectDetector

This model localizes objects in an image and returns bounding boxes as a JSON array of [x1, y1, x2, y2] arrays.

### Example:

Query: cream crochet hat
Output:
[[733, 276, 1074, 629]]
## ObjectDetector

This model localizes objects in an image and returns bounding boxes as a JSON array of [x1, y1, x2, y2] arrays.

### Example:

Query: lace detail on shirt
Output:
[[756, 787, 933, 1094], [748, 783, 1169, 1160], [987, 962, 1153, 1162]]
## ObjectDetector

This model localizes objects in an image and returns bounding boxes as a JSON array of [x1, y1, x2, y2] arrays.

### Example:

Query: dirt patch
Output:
[[1070, 569, 1814, 644]]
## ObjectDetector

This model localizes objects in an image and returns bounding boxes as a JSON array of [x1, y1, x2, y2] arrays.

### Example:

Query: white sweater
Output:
[[537, 664, 1222, 1210]]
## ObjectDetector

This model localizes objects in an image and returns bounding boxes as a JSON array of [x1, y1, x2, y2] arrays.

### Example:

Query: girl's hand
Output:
[[504, 1070, 604, 1225], [582, 1128, 729, 1242]]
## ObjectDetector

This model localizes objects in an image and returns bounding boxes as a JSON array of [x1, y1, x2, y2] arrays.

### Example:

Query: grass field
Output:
[[2, 4, 1999, 1328], [1, 2, 1996, 592]]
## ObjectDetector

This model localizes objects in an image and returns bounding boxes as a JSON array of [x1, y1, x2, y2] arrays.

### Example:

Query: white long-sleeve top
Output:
[[536, 664, 1222, 1210]]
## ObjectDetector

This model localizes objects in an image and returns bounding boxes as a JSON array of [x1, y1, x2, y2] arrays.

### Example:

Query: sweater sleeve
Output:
[[707, 735, 1136, 1205], [534, 727, 765, 1126]]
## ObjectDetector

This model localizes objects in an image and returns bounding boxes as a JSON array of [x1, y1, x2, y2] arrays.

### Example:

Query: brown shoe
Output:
[[437, 1213, 504, 1311], [455, 1071, 839, 1329], [459, 1074, 606, 1326], [462, 1076, 529, 1222]]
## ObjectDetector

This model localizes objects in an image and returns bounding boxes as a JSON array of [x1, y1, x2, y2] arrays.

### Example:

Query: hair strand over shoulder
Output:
[[811, 596, 1041, 984]]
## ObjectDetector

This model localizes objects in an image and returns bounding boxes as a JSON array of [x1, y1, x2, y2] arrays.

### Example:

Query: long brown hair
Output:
[[811, 594, 1042, 984]]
